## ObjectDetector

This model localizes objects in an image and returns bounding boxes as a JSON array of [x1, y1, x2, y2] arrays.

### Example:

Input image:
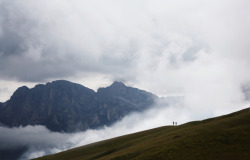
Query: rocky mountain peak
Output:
[[10, 86, 30, 100], [0, 80, 157, 132], [110, 81, 126, 88]]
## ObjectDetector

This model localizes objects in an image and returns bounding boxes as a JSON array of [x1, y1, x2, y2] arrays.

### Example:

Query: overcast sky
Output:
[[0, 0, 250, 115], [0, 1, 250, 159]]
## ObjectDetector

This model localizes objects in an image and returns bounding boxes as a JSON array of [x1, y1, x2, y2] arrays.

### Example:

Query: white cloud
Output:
[[0, 99, 193, 160], [0, 0, 249, 131], [17, 98, 248, 160]]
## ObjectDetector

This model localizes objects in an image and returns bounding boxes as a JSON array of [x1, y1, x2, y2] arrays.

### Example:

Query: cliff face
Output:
[[97, 81, 157, 110], [0, 80, 157, 132]]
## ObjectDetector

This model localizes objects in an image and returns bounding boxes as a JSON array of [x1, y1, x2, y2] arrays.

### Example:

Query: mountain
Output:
[[97, 81, 157, 111], [0, 80, 157, 132], [34, 107, 250, 160]]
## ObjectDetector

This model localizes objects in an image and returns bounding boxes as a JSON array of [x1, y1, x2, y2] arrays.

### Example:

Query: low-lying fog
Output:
[[0, 98, 186, 159], [0, 97, 248, 160]]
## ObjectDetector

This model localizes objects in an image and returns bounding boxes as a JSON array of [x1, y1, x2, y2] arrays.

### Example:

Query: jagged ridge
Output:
[[0, 80, 157, 132]]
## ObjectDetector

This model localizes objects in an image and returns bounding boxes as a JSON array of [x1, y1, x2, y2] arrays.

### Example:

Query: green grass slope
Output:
[[34, 107, 250, 160]]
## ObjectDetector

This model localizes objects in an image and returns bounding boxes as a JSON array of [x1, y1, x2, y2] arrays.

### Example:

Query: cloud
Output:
[[13, 97, 248, 160], [0, 91, 249, 159], [0, 0, 139, 82], [1, 0, 250, 93], [0, 125, 71, 160], [0, 125, 69, 150], [0, 98, 194, 160], [0, 87, 7, 93], [1, 0, 248, 83], [0, 1, 250, 158]]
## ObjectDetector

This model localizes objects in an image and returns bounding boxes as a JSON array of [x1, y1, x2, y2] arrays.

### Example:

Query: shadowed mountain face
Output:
[[98, 81, 157, 111], [0, 80, 157, 132]]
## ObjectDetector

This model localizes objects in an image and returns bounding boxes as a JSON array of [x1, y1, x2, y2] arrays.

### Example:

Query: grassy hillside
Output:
[[34, 107, 250, 160]]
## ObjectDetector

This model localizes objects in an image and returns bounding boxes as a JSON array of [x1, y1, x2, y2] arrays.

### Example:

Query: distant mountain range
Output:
[[0, 80, 157, 132]]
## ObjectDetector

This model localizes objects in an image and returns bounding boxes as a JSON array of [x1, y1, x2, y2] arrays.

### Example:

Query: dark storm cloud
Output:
[[0, 56, 76, 82], [0, 3, 27, 57], [0, 0, 210, 83], [0, 29, 25, 57], [0, 1, 67, 81], [0, 0, 134, 82]]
